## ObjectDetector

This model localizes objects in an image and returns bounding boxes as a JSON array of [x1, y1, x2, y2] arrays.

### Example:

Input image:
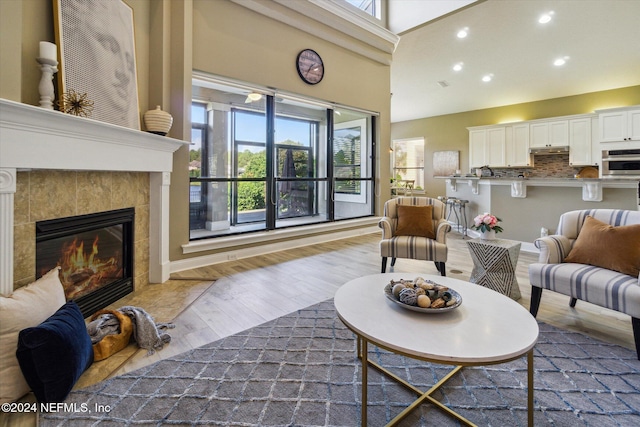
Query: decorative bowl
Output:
[[384, 278, 462, 314]]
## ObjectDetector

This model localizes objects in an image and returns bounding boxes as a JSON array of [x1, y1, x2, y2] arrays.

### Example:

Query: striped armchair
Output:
[[379, 197, 452, 276], [528, 209, 640, 359]]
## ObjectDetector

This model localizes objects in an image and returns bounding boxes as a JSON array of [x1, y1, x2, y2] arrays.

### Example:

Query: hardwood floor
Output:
[[83, 230, 635, 386], [5, 230, 635, 427]]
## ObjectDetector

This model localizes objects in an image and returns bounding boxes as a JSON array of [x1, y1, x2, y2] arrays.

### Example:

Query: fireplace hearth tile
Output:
[[113, 172, 140, 209], [13, 223, 35, 287], [77, 172, 112, 215], [14, 173, 30, 225], [30, 170, 76, 222], [136, 205, 150, 240]]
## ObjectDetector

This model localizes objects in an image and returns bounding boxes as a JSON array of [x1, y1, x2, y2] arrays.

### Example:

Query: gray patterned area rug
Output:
[[41, 299, 640, 426]]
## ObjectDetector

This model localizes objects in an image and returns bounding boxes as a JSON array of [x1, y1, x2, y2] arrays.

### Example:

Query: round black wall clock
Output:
[[296, 49, 324, 85]]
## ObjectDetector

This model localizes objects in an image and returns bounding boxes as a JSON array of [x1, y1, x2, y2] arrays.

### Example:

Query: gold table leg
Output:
[[360, 337, 368, 427], [356, 336, 534, 426], [528, 349, 534, 426]]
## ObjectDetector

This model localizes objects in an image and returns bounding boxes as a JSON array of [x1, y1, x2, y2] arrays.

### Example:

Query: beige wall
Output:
[[0, 0, 151, 114], [0, 0, 392, 265], [391, 86, 640, 198], [174, 0, 392, 261]]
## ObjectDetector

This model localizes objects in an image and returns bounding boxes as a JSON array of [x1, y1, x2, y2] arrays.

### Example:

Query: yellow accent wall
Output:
[[391, 86, 640, 198]]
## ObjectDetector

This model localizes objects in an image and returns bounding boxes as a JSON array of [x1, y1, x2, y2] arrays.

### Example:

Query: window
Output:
[[346, 0, 381, 19], [392, 138, 424, 193], [334, 117, 367, 203], [189, 78, 376, 239]]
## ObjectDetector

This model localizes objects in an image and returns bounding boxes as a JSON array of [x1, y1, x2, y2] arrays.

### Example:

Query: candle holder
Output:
[[36, 57, 58, 110]]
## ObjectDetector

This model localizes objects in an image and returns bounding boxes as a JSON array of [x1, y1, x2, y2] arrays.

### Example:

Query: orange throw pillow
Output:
[[395, 205, 435, 239], [564, 215, 640, 277]]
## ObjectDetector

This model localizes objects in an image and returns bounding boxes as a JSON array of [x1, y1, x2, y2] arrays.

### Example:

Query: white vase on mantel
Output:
[[481, 229, 496, 240], [143, 105, 173, 136]]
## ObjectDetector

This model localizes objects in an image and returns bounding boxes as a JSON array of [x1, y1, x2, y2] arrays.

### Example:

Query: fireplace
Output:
[[35, 208, 135, 317]]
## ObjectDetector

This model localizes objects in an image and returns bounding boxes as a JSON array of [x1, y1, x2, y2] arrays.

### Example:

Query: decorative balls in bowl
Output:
[[384, 277, 462, 313]]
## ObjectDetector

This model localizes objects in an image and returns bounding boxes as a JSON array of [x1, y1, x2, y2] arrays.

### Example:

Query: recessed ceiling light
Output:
[[452, 62, 464, 72], [457, 27, 469, 38], [482, 74, 493, 82], [553, 56, 570, 66], [538, 11, 554, 24], [245, 92, 263, 103]]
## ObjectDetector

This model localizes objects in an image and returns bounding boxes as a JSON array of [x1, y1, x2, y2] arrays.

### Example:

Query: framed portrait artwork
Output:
[[54, 0, 141, 130]]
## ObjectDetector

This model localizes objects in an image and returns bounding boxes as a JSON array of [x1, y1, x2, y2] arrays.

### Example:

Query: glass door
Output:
[[274, 96, 328, 227]]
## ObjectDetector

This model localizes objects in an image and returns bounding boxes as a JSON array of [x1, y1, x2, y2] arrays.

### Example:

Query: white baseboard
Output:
[[171, 221, 380, 274]]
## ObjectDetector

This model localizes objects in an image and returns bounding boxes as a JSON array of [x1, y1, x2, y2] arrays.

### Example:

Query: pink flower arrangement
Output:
[[471, 213, 503, 233]]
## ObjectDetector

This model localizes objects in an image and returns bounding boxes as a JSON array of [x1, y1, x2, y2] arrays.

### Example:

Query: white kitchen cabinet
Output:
[[599, 108, 640, 143], [486, 127, 506, 166], [530, 120, 569, 148], [569, 117, 594, 166], [505, 123, 531, 167], [468, 127, 505, 168], [590, 117, 601, 166]]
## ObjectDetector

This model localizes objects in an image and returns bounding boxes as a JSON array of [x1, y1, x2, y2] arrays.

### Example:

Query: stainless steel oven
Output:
[[601, 149, 640, 178]]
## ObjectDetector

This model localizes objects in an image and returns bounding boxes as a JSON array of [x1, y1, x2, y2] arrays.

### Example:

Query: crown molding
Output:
[[230, 0, 399, 65]]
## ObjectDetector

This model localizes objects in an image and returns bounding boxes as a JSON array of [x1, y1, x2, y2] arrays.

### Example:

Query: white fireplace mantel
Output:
[[0, 98, 187, 295]]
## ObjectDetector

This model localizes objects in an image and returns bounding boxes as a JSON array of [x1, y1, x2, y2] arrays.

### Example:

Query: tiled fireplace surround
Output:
[[13, 170, 148, 289], [0, 99, 186, 296]]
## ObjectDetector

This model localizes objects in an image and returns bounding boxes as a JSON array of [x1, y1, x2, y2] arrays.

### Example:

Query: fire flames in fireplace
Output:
[[36, 208, 134, 317], [58, 235, 123, 300]]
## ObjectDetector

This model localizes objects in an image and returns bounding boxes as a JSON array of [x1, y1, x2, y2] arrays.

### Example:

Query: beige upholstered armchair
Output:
[[379, 197, 451, 275], [528, 209, 640, 359]]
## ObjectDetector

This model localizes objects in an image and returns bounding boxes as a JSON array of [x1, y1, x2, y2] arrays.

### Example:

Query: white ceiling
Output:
[[390, 0, 640, 123]]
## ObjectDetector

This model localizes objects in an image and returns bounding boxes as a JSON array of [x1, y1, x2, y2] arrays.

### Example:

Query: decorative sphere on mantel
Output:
[[143, 106, 173, 136]]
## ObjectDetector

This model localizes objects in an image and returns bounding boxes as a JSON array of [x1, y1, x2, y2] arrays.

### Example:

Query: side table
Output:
[[467, 238, 522, 300]]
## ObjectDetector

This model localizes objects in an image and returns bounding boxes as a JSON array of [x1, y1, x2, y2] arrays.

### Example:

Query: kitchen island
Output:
[[439, 176, 638, 245]]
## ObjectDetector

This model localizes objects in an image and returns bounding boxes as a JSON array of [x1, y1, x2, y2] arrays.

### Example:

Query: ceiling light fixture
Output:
[[244, 92, 262, 103], [452, 62, 464, 72], [457, 27, 469, 38], [553, 56, 570, 66], [482, 74, 493, 82], [538, 11, 554, 24]]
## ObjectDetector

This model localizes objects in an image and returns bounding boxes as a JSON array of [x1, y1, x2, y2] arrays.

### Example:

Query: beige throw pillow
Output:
[[0, 268, 66, 403], [395, 205, 435, 239], [564, 216, 640, 277]]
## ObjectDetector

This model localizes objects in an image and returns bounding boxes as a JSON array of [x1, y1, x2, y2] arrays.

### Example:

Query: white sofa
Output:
[[528, 209, 640, 359]]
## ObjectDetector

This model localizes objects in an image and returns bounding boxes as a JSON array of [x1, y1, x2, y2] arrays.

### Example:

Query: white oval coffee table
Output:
[[334, 273, 539, 426]]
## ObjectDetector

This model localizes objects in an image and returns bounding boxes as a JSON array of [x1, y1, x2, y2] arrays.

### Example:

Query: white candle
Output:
[[39, 41, 57, 61]]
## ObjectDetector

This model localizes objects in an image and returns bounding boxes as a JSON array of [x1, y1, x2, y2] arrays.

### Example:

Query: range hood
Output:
[[529, 145, 570, 155]]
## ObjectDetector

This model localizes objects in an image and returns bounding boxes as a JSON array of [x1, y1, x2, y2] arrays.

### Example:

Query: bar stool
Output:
[[445, 197, 457, 222], [453, 199, 469, 236]]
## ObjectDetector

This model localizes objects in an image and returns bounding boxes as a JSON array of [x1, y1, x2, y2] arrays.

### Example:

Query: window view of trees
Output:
[[236, 148, 266, 211], [189, 81, 375, 239]]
